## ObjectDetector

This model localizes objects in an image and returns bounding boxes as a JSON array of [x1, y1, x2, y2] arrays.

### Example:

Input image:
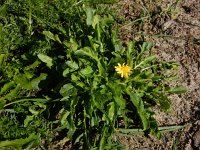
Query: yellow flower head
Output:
[[115, 63, 132, 78]]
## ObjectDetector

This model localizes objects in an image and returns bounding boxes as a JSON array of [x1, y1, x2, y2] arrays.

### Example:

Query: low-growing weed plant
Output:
[[0, 0, 186, 149]]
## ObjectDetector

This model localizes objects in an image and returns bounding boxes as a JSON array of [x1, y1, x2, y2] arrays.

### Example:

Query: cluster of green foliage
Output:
[[0, 0, 186, 149]]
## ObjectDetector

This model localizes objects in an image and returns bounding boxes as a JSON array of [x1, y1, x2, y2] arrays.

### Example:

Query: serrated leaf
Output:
[[169, 86, 187, 94], [37, 53, 53, 68]]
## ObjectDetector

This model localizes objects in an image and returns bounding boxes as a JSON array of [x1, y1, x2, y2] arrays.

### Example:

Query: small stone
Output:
[[193, 128, 200, 148]]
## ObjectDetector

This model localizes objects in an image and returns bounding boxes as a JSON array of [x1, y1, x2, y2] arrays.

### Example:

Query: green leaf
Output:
[[127, 41, 135, 67], [61, 111, 70, 125], [37, 53, 53, 68], [80, 66, 93, 77], [127, 41, 135, 55], [0, 4, 7, 17], [97, 59, 106, 76], [63, 38, 78, 51], [92, 15, 99, 29], [127, 89, 149, 130], [0, 81, 15, 95], [74, 133, 84, 145], [25, 60, 41, 70], [158, 94, 171, 111], [74, 47, 98, 61], [61, 111, 76, 130], [42, 30, 55, 41], [114, 96, 126, 110], [0, 85, 21, 101], [4, 98, 49, 108], [71, 74, 79, 82], [99, 126, 109, 150], [42, 31, 62, 44], [0, 54, 5, 66], [60, 83, 77, 97], [86, 8, 95, 26], [63, 68, 70, 77], [107, 102, 115, 122], [66, 61, 79, 70], [91, 92, 104, 111], [108, 82, 126, 110], [24, 70, 34, 79], [135, 55, 156, 69], [142, 55, 156, 64], [29, 105, 40, 115], [0, 134, 39, 148], [141, 42, 153, 52], [29, 102, 46, 115], [14, 74, 32, 89], [24, 115, 34, 127], [54, 34, 62, 44], [31, 73, 47, 89], [169, 86, 187, 94], [0, 100, 5, 111]]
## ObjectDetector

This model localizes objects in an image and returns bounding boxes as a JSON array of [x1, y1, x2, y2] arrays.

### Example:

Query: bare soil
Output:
[[114, 0, 200, 149]]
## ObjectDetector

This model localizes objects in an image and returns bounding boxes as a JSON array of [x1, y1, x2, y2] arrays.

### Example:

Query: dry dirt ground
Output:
[[114, 0, 200, 149]]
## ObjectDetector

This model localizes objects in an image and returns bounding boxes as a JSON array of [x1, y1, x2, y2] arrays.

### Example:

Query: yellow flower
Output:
[[115, 63, 132, 78]]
